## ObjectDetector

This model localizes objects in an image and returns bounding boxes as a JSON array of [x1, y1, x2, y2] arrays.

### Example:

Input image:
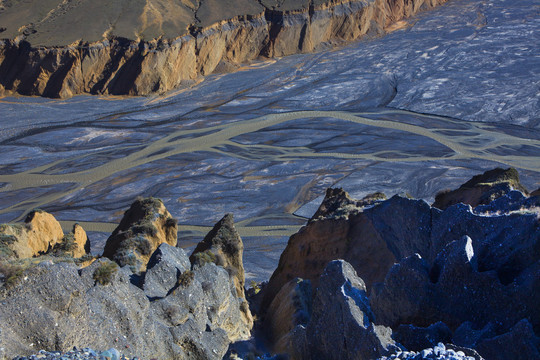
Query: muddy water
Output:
[[0, 0, 539, 280]]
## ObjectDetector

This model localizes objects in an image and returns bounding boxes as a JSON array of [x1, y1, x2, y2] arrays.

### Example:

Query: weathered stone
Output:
[[393, 322, 452, 351], [190, 213, 253, 331], [0, 0, 450, 98], [433, 168, 529, 210], [103, 197, 178, 273], [476, 319, 540, 360], [0, 210, 64, 259], [0, 249, 251, 359], [143, 243, 190, 299]]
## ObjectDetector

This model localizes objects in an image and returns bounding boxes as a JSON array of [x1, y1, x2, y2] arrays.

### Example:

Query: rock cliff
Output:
[[0, 0, 449, 98]]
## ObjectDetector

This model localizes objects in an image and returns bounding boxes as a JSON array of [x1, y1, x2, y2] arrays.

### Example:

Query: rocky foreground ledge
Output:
[[0, 0, 448, 98], [0, 167, 539, 360]]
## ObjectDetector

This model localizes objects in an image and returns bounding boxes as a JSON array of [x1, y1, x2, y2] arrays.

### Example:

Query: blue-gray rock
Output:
[[143, 243, 190, 299]]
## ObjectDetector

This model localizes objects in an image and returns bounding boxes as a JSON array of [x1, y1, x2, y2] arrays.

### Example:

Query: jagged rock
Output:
[[102, 197, 178, 273], [475, 319, 540, 360], [433, 168, 528, 210], [0, 0, 449, 98], [190, 213, 253, 330], [264, 278, 312, 352], [0, 210, 64, 259], [393, 322, 452, 352], [143, 243, 191, 299], [0, 237, 252, 359], [262, 194, 435, 311], [371, 232, 539, 335], [287, 260, 399, 360]]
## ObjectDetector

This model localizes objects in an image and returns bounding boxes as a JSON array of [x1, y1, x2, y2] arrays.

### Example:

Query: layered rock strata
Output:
[[0, 0, 449, 98]]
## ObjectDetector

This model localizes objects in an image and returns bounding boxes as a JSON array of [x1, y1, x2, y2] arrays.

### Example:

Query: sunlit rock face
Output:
[[0, 0, 449, 97]]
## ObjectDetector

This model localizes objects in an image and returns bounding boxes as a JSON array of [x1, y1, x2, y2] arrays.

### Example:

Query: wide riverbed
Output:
[[1, 0, 539, 281]]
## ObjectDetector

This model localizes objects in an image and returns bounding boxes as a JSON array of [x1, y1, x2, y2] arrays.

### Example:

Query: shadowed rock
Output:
[[433, 167, 529, 210], [103, 197, 178, 273], [278, 260, 399, 359]]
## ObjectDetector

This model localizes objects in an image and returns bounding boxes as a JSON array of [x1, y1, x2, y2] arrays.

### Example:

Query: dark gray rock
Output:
[[453, 322, 496, 349], [0, 241, 251, 359], [393, 322, 452, 351], [143, 243, 190, 299], [476, 319, 540, 360], [292, 260, 400, 360], [433, 168, 529, 210]]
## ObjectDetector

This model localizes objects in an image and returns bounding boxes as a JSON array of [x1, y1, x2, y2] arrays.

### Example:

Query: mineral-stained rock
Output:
[[190, 213, 253, 330], [0, 0, 450, 98], [51, 223, 90, 258], [262, 193, 436, 311], [0, 210, 64, 259], [433, 167, 529, 210], [102, 197, 178, 272], [283, 260, 399, 359]]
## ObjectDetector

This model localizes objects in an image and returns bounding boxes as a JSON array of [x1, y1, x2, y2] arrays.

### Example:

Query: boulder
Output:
[[433, 168, 528, 210], [102, 197, 178, 272], [143, 243, 191, 299], [0, 210, 64, 259]]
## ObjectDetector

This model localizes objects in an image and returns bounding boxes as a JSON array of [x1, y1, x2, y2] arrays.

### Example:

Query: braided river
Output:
[[1, 0, 539, 280]]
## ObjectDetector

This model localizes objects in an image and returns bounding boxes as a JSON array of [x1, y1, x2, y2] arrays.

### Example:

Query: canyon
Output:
[[1, 0, 449, 98]]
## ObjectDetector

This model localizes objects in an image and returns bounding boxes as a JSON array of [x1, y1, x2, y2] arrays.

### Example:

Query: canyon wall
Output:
[[0, 0, 448, 98]]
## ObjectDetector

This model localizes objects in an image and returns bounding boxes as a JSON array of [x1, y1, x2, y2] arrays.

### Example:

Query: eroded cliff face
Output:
[[0, 0, 448, 98]]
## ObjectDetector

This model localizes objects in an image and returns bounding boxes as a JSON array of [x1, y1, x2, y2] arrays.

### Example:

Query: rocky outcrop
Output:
[[189, 213, 254, 335], [274, 260, 400, 359], [102, 197, 178, 273], [0, 210, 89, 259], [261, 168, 539, 359], [433, 167, 528, 210], [0, 216, 253, 359], [0, 0, 449, 98]]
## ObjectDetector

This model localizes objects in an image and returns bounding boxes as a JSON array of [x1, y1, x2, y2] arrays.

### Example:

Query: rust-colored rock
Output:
[[102, 197, 178, 272]]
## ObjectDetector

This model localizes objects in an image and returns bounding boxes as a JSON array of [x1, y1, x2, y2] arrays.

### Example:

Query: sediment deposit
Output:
[[0, 0, 448, 97]]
